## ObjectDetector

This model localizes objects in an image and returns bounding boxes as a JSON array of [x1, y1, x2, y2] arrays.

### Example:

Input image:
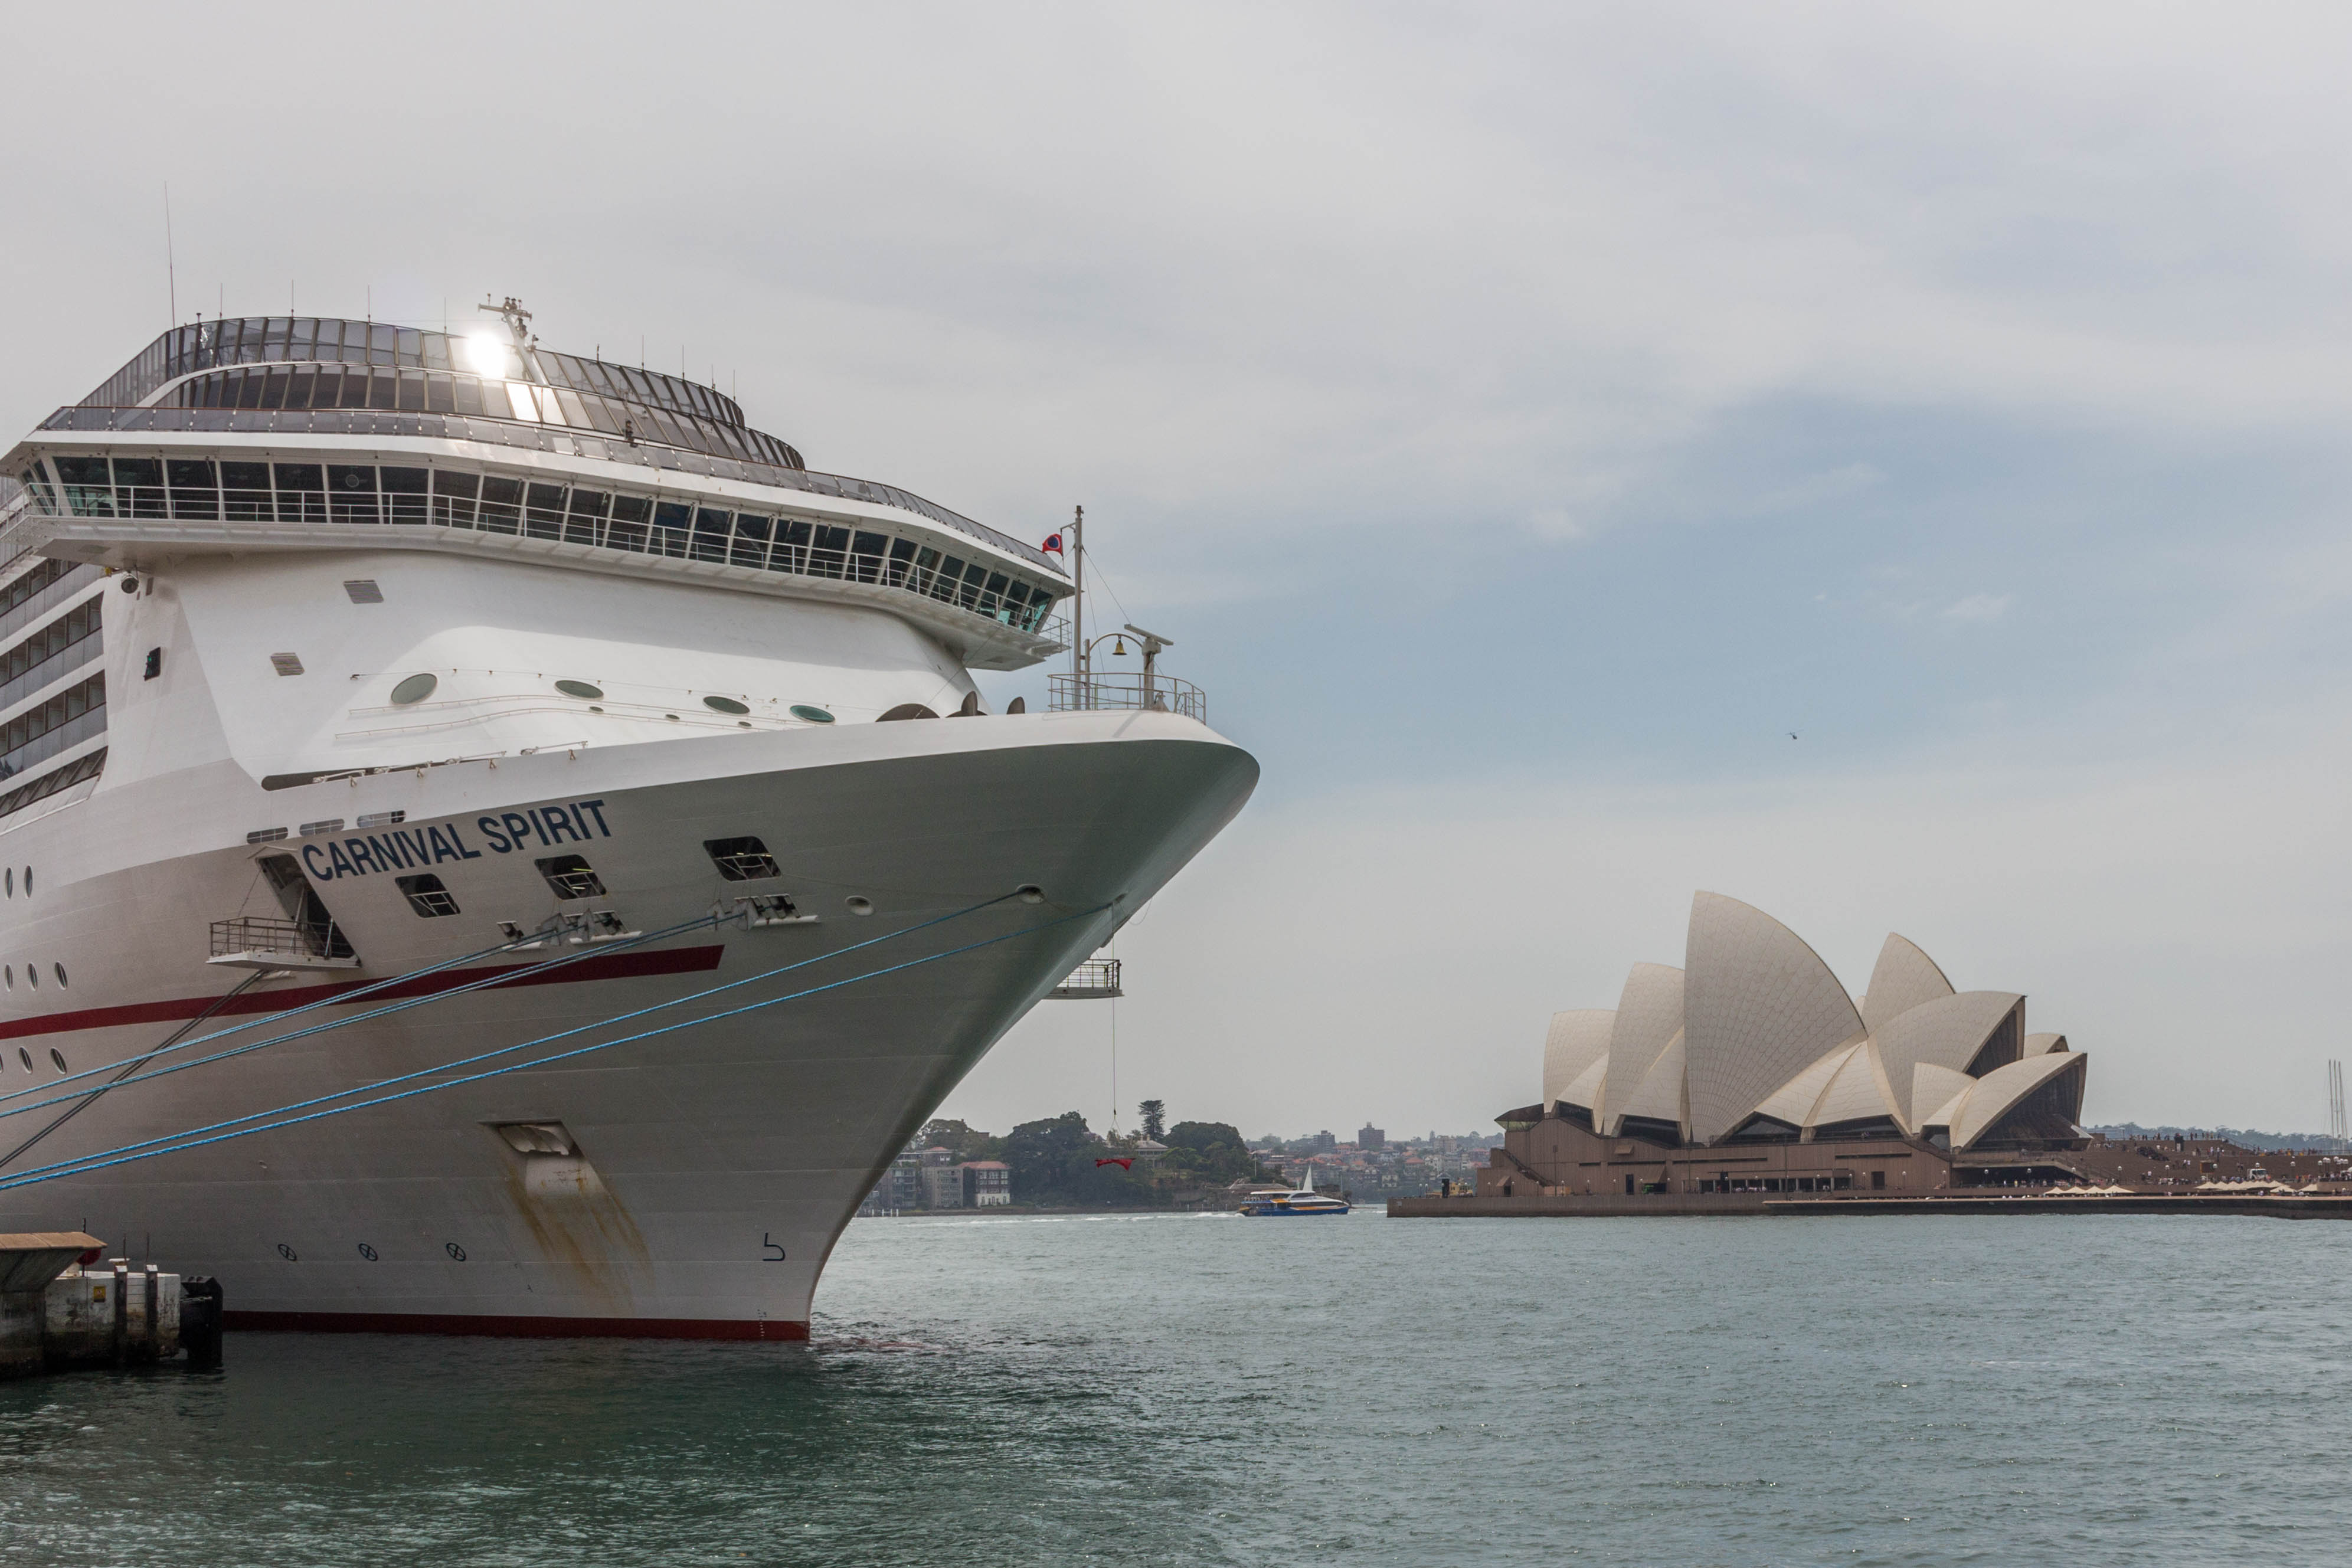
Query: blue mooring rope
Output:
[[0, 909, 729, 1125], [0, 893, 1097, 1193]]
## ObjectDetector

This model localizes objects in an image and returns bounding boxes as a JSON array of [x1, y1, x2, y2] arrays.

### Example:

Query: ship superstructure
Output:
[[0, 304, 1256, 1335]]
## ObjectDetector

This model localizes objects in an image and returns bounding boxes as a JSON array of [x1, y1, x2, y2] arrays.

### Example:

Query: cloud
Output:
[[1941, 592, 2015, 623]]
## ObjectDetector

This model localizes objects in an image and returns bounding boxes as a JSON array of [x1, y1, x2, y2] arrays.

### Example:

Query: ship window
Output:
[[535, 855, 606, 899], [431, 469, 479, 528], [606, 495, 651, 552], [395, 873, 460, 918], [368, 369, 398, 409], [555, 680, 603, 700], [790, 705, 835, 724], [479, 476, 523, 532], [144, 648, 162, 680], [3, 965, 10, 987], [390, 673, 437, 705], [524, 484, 568, 539], [52, 964, 64, 988], [704, 836, 780, 881], [270, 653, 305, 677], [452, 375, 484, 416], [25, 964, 34, 989], [344, 580, 384, 604], [426, 372, 456, 413], [48, 1049, 64, 1073], [4, 868, 11, 895], [397, 369, 427, 411], [380, 468, 429, 525], [652, 502, 694, 557], [691, 509, 732, 563], [702, 696, 750, 715], [565, 489, 609, 548], [273, 464, 323, 492]]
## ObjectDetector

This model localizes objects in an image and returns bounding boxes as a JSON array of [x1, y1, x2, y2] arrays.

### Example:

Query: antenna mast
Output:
[[1070, 505, 1086, 688], [163, 184, 176, 329], [478, 294, 533, 346]]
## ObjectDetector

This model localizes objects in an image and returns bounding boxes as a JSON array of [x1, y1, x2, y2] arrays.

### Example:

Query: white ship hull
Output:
[[0, 709, 1251, 1337]]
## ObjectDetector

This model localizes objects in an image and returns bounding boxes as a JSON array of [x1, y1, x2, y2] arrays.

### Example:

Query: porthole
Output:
[[53, 964, 65, 988], [702, 696, 750, 716], [21, 868, 28, 895], [6, 867, 12, 896], [846, 896, 874, 916], [15, 1049, 28, 1072], [46, 1049, 63, 1073], [790, 705, 836, 724], [3, 966, 11, 988], [25, 966, 35, 990], [555, 680, 604, 700], [390, 672, 438, 705]]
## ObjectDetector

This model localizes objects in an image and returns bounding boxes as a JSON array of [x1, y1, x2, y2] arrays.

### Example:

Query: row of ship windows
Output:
[[269, 837, 784, 930], [102, 318, 745, 431], [35, 457, 1060, 634], [380, 670, 835, 726], [159, 365, 801, 472], [3, 964, 67, 990]]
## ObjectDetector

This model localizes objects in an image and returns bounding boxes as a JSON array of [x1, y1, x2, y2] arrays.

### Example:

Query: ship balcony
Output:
[[207, 915, 361, 971], [1046, 672, 1206, 725], [1049, 958, 1123, 1000]]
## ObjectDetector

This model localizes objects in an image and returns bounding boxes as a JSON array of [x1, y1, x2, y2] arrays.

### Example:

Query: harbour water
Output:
[[0, 1211, 2346, 1565]]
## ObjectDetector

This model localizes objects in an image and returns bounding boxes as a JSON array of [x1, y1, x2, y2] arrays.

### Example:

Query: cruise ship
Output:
[[0, 301, 1257, 1337]]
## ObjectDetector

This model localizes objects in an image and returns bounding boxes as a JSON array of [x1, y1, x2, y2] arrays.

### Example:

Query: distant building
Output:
[[920, 1162, 966, 1209], [1359, 1124, 1385, 1150], [1309, 1130, 1336, 1154], [886, 1150, 923, 1210], [962, 1161, 1011, 1206], [1126, 1138, 1169, 1169]]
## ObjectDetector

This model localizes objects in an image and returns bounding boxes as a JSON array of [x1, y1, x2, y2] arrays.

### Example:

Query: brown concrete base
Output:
[[1388, 1193, 1770, 1217], [1389, 1192, 2352, 1219]]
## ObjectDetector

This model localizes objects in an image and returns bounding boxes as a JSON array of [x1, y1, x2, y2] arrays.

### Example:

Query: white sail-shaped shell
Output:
[[1683, 892, 1863, 1144]]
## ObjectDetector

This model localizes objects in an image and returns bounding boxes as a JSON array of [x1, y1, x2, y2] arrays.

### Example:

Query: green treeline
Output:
[[914, 1110, 1278, 1207]]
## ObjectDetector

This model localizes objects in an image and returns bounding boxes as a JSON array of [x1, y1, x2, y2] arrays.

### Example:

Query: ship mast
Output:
[[1069, 503, 1085, 689]]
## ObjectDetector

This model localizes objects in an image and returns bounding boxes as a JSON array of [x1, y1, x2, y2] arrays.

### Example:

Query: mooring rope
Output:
[[0, 920, 584, 1111], [0, 969, 274, 1174], [0, 889, 1080, 1193], [0, 909, 731, 1125]]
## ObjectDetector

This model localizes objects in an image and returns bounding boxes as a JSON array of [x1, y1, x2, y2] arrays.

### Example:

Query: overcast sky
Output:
[[8, 4, 2350, 1135]]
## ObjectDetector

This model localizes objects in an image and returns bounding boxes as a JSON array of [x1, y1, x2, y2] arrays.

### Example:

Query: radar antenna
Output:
[[477, 295, 534, 346]]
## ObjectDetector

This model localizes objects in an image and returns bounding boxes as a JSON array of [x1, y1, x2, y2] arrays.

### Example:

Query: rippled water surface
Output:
[[0, 1211, 2346, 1565]]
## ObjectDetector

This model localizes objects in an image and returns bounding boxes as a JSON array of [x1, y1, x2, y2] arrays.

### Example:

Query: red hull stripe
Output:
[[0, 945, 726, 1043], [224, 1308, 808, 1341]]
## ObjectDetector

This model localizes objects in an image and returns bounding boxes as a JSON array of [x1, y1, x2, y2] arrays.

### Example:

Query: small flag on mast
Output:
[[1042, 531, 1065, 557]]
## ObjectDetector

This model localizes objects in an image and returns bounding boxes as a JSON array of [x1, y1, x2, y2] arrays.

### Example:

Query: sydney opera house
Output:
[[1477, 892, 2089, 1201]]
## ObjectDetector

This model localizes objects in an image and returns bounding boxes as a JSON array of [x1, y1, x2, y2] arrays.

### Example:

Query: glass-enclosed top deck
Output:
[[83, 317, 798, 472]]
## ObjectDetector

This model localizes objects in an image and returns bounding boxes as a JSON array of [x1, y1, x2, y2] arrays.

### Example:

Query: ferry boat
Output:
[[0, 301, 1257, 1337], [1239, 1170, 1350, 1216]]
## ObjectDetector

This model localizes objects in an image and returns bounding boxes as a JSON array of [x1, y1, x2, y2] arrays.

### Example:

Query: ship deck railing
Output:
[[1, 492, 1068, 662], [207, 916, 361, 971], [1049, 959, 1123, 1000], [1046, 672, 1207, 725]]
